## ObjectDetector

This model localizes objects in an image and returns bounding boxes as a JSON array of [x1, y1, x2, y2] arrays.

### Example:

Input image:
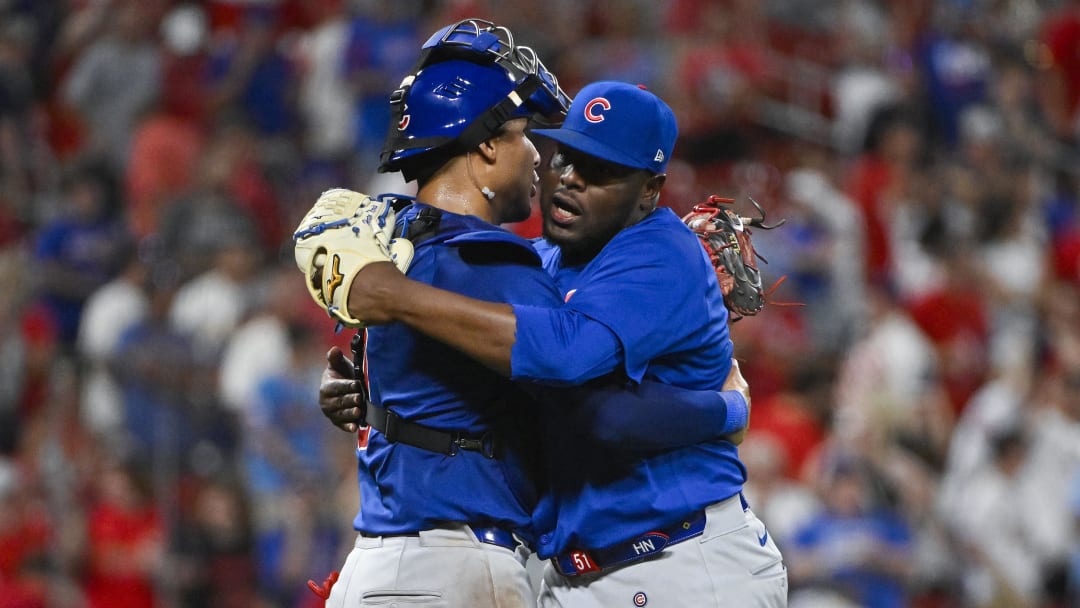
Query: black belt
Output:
[[366, 404, 497, 458]]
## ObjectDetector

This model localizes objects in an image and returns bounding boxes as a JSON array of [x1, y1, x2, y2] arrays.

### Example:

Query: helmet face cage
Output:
[[379, 19, 570, 174], [423, 19, 570, 117]]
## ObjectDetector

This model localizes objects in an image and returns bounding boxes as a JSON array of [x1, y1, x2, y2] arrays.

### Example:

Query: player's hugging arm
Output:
[[554, 359, 751, 450]]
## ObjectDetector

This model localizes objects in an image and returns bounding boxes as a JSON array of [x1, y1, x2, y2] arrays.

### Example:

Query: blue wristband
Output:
[[720, 390, 748, 435]]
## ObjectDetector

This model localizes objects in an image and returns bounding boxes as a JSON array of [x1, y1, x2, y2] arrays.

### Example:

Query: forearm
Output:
[[353, 262, 517, 375], [572, 382, 748, 449]]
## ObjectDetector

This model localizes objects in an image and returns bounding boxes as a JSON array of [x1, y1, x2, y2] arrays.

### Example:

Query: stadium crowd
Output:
[[0, 0, 1079, 606]]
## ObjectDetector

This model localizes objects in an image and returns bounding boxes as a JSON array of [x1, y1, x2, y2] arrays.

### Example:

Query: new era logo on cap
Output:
[[532, 81, 678, 173]]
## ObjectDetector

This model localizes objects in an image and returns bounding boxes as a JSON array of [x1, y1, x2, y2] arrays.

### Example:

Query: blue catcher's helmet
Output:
[[379, 19, 570, 177]]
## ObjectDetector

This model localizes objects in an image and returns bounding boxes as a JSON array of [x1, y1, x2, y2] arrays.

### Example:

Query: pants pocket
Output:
[[361, 590, 447, 606]]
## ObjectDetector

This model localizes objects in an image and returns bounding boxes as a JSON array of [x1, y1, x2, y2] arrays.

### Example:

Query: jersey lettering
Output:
[[632, 538, 656, 555], [570, 550, 599, 574]]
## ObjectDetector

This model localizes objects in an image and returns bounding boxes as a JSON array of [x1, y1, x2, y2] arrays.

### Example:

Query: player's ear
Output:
[[475, 136, 499, 165], [640, 172, 665, 211]]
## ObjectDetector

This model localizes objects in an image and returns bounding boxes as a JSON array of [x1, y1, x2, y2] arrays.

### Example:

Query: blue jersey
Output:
[[513, 208, 747, 558], [355, 201, 563, 543]]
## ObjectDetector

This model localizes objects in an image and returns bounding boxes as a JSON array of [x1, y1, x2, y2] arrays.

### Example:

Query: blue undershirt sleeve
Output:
[[557, 381, 748, 450]]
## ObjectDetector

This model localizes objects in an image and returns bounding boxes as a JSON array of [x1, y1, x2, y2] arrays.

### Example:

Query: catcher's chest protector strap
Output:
[[365, 404, 499, 458], [393, 205, 442, 246]]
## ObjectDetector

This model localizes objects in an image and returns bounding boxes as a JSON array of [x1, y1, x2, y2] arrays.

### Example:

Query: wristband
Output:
[[720, 390, 748, 435]]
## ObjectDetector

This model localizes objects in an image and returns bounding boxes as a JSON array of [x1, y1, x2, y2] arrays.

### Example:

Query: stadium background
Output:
[[0, 0, 1079, 606]]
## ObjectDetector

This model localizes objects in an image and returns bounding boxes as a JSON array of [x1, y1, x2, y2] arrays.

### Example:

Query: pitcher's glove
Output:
[[682, 195, 786, 319], [293, 189, 414, 327]]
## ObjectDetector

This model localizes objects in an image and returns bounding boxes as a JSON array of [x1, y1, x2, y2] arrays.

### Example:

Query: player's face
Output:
[[532, 134, 561, 213], [542, 146, 658, 265], [490, 118, 541, 224]]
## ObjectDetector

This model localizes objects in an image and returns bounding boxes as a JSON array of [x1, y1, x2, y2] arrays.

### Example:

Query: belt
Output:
[[473, 526, 524, 551], [366, 404, 497, 458], [552, 494, 751, 577]]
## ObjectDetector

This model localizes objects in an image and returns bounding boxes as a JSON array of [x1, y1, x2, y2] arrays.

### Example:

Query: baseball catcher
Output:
[[681, 194, 788, 320]]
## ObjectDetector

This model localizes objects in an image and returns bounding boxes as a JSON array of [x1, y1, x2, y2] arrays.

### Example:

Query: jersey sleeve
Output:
[[553, 380, 748, 450], [509, 304, 624, 385], [510, 210, 730, 386]]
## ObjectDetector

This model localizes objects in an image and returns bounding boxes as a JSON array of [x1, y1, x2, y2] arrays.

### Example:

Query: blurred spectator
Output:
[[787, 452, 915, 608], [747, 358, 831, 482], [833, 281, 953, 469], [75, 242, 150, 436], [557, 1, 666, 89], [938, 365, 1028, 528], [124, 108, 206, 244], [170, 476, 257, 608], [0, 285, 56, 457], [1045, 170, 1080, 288], [1019, 365, 1080, 598], [915, 4, 993, 148], [158, 2, 213, 126], [844, 104, 925, 285], [156, 124, 263, 280], [775, 162, 867, 351], [668, 0, 773, 169], [293, 0, 354, 179], [342, 2, 423, 179], [1037, 0, 1080, 143], [0, 254, 29, 456], [241, 324, 345, 607], [0, 459, 49, 607], [217, 265, 302, 418], [206, 6, 296, 141], [81, 458, 165, 608], [111, 272, 237, 473], [168, 239, 259, 365], [944, 426, 1042, 607], [990, 46, 1068, 172], [905, 250, 991, 416], [60, 1, 162, 171], [0, 15, 41, 227], [829, 0, 906, 156], [30, 161, 130, 347]]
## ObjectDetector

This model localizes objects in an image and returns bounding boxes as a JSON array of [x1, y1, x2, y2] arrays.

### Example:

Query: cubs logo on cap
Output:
[[532, 81, 677, 173], [584, 97, 611, 122]]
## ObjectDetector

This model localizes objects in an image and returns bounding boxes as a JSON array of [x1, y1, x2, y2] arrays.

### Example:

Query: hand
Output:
[[319, 346, 365, 433], [721, 358, 750, 445]]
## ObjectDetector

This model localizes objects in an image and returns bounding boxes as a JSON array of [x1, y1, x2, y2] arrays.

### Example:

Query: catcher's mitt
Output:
[[681, 195, 786, 320], [293, 189, 414, 328]]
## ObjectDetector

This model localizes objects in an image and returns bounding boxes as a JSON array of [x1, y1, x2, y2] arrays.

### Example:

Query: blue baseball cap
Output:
[[532, 81, 677, 173]]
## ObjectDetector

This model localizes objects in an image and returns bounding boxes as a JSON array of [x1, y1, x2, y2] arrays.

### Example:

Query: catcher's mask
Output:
[[378, 18, 570, 177]]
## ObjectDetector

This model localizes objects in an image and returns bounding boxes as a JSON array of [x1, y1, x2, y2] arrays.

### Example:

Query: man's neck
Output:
[[416, 176, 493, 223]]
